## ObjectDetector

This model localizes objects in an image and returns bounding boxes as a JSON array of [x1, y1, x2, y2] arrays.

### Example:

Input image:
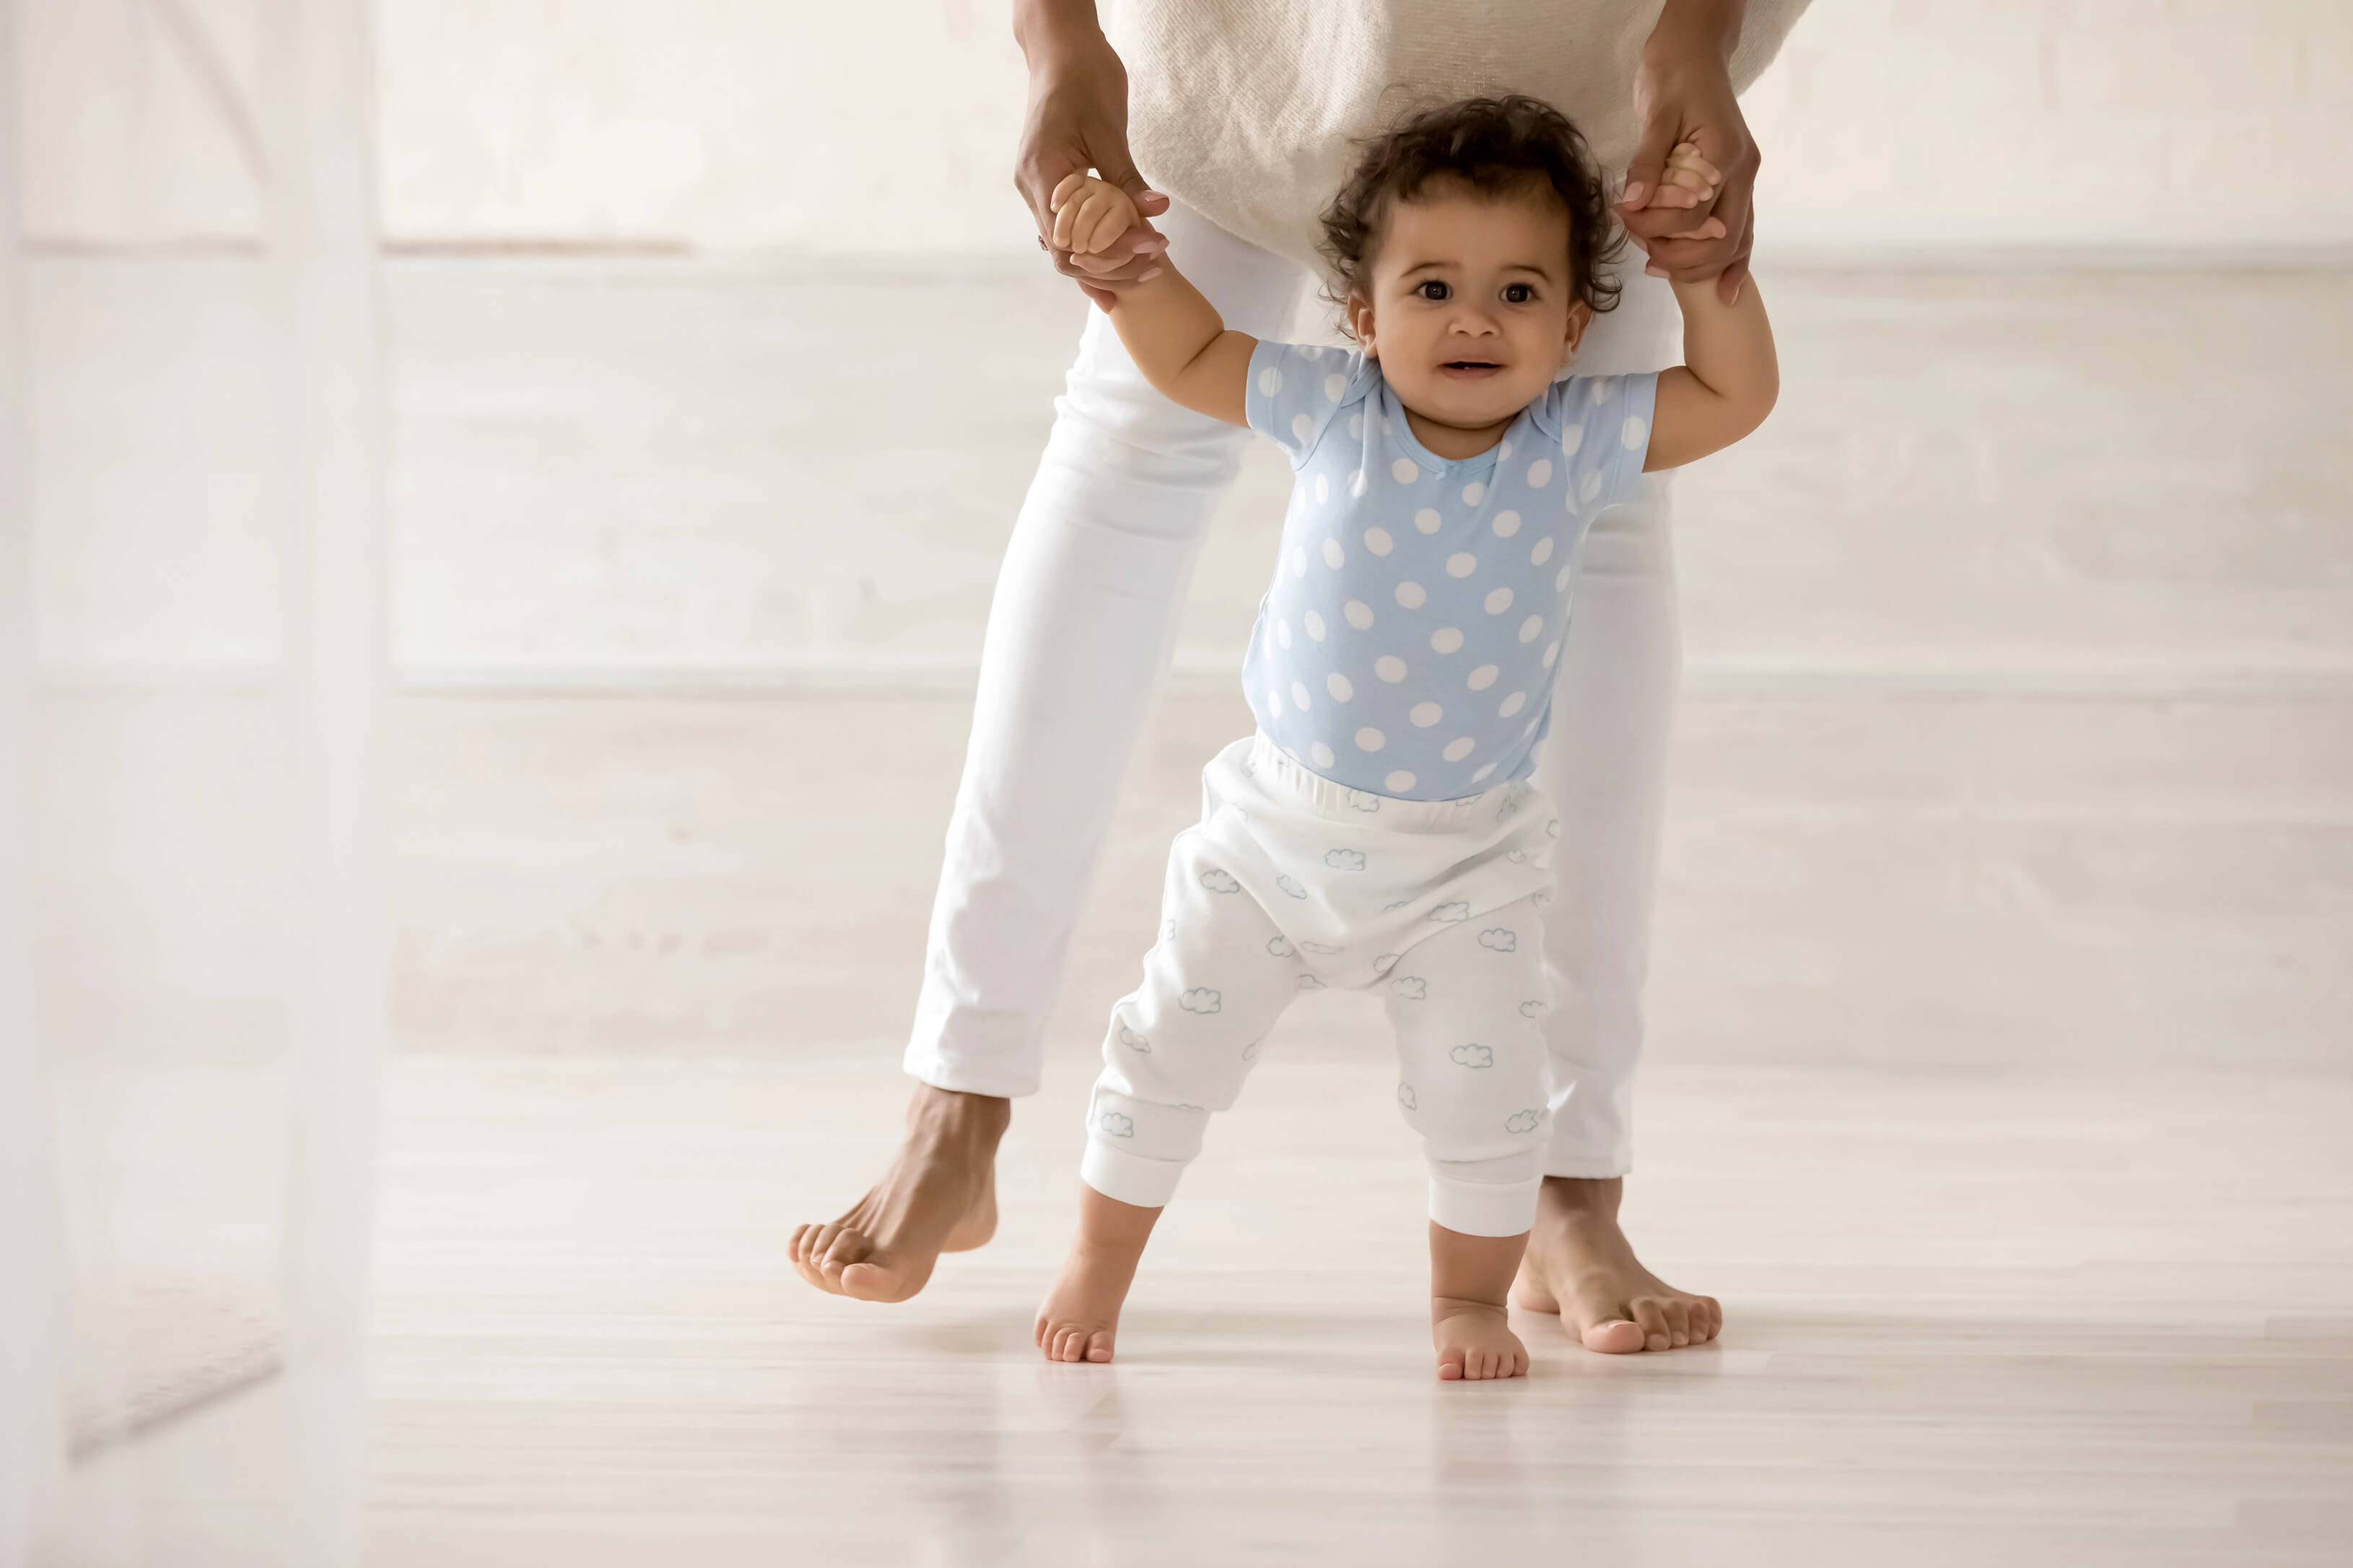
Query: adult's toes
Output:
[[838, 1259, 914, 1302], [1660, 1299, 1693, 1348], [1630, 1300, 1673, 1352], [1580, 1318, 1646, 1354], [819, 1225, 875, 1276], [795, 1224, 848, 1291]]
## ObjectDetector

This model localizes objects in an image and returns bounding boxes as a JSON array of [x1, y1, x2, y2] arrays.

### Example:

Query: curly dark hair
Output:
[[1316, 95, 1626, 333]]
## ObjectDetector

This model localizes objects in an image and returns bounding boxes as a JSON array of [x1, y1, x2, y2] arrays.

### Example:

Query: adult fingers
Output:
[[1620, 107, 1683, 213]]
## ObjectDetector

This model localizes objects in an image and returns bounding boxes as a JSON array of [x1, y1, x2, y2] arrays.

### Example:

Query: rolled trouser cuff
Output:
[[1081, 1137, 1187, 1210], [1428, 1174, 1541, 1238]]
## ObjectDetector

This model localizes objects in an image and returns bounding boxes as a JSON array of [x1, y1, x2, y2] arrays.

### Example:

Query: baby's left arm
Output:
[[1641, 148, 1780, 470]]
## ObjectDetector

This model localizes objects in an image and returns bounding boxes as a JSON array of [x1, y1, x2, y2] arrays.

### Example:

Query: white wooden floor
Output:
[[361, 1055, 2352, 1566], [43, 1054, 2353, 1565]]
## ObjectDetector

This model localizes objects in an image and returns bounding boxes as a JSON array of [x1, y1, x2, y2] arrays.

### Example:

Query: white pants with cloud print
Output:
[[1084, 735, 1560, 1238]]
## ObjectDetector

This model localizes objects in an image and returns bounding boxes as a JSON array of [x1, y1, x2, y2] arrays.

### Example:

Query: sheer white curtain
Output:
[[0, 1, 388, 1562]]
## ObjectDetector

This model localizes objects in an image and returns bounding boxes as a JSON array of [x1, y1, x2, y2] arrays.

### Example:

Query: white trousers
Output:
[[1085, 736, 1558, 1236], [907, 200, 1681, 1178]]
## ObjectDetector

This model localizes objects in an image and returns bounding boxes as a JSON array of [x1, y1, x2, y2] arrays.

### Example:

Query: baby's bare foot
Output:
[[1035, 1186, 1161, 1363], [1034, 1244, 1138, 1364], [1433, 1298, 1529, 1381]]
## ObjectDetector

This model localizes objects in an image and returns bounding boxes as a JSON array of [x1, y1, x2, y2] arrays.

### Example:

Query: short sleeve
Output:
[[1245, 341, 1374, 469], [1545, 372, 1660, 511]]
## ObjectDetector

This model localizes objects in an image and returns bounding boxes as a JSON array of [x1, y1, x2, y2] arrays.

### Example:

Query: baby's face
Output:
[[1346, 179, 1593, 433]]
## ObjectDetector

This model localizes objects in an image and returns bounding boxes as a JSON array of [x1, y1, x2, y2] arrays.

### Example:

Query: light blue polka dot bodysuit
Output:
[[1240, 341, 1657, 801]]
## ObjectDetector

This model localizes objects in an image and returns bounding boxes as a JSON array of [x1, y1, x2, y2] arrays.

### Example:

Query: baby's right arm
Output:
[[1049, 174, 1257, 428]]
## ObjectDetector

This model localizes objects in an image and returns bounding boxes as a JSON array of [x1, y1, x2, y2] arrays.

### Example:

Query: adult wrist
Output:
[[1014, 0, 1106, 67], [1641, 0, 1742, 69]]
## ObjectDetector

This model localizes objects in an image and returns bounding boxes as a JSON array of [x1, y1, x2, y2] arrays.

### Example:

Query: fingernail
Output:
[[1646, 264, 1666, 278], [1622, 181, 1646, 206], [1140, 267, 1163, 281]]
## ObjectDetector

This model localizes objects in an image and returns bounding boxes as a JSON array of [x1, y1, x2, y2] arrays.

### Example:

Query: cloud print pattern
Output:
[[1084, 735, 1557, 1238]]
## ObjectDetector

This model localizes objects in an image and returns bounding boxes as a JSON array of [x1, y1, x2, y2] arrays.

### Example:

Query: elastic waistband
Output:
[[1244, 732, 1509, 833]]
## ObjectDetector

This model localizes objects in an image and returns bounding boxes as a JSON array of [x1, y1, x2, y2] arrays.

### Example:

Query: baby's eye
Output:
[[1415, 280, 1450, 302], [1503, 283, 1537, 304]]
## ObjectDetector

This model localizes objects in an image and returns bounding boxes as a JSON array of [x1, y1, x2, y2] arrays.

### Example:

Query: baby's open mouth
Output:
[[1439, 359, 1503, 377]]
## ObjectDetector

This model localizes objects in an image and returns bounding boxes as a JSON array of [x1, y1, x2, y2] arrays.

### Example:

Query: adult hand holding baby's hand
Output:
[[1620, 12, 1760, 305], [1014, 17, 1169, 311]]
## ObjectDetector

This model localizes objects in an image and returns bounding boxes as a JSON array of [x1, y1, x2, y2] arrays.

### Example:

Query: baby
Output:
[[1036, 96, 1778, 1380]]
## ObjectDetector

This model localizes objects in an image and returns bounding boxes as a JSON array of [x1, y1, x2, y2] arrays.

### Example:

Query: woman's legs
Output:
[[1513, 268, 1721, 1352], [905, 203, 1309, 1100], [792, 203, 1307, 1300]]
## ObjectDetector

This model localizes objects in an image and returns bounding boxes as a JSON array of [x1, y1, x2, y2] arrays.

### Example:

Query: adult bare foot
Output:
[[1034, 1185, 1161, 1363], [790, 1083, 1008, 1302], [1511, 1175, 1722, 1354], [1433, 1299, 1529, 1381]]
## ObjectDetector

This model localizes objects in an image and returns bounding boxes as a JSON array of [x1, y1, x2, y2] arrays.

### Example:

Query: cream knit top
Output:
[[1104, 0, 1813, 277]]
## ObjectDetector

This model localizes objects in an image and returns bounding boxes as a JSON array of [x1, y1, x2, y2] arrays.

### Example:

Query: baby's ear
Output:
[[1559, 297, 1594, 363]]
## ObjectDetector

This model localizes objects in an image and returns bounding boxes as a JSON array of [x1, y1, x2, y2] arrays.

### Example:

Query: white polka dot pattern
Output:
[[1241, 338, 1656, 800]]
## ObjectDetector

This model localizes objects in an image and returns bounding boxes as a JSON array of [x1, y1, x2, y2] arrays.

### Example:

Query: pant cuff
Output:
[[1428, 1175, 1541, 1238], [1542, 1155, 1632, 1180], [902, 986, 1042, 1099], [1081, 1138, 1187, 1210]]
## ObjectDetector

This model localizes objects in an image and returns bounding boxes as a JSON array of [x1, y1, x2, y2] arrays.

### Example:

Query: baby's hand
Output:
[[1623, 141, 1730, 276], [1649, 141, 1723, 213], [1049, 172, 1143, 257]]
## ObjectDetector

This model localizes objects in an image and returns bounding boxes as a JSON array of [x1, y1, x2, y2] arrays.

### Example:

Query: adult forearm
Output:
[[1014, 0, 1104, 60], [1644, 0, 1745, 63]]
